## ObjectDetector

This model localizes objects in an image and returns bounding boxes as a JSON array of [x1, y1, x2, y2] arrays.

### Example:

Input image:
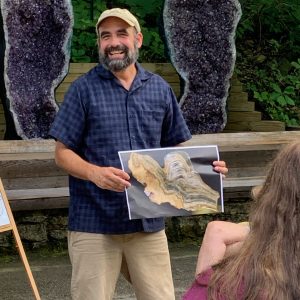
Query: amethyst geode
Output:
[[163, 0, 241, 134], [1, 0, 73, 139]]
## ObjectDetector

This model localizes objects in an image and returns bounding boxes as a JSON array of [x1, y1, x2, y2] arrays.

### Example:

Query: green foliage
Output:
[[237, 0, 300, 57], [235, 0, 300, 126], [70, 0, 166, 63], [114, 0, 167, 62], [251, 59, 300, 126], [71, 0, 107, 62]]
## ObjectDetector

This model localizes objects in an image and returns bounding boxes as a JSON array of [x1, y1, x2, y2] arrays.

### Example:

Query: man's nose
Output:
[[109, 35, 120, 46]]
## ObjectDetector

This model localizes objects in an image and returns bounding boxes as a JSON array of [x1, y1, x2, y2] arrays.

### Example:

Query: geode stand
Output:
[[1, 0, 73, 139], [164, 0, 242, 134]]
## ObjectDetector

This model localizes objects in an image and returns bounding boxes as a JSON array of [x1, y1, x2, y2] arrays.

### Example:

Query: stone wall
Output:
[[0, 197, 251, 253]]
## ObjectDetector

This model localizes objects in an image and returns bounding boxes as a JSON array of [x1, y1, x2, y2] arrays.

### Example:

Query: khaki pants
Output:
[[68, 230, 175, 300]]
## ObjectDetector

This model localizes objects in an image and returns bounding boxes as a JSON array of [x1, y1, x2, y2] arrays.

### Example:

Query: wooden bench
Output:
[[1, 131, 300, 211]]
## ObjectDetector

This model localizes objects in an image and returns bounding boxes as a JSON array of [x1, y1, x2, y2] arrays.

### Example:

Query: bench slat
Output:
[[6, 187, 69, 200], [223, 176, 265, 188]]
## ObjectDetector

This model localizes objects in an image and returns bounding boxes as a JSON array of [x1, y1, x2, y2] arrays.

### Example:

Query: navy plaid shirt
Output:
[[49, 63, 191, 234]]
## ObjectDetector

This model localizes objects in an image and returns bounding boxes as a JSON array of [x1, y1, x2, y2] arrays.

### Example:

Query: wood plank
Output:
[[223, 190, 252, 199], [0, 140, 55, 153], [221, 149, 277, 167], [2, 176, 68, 190], [67, 62, 179, 76], [226, 166, 268, 178], [225, 120, 285, 132], [227, 111, 262, 122], [227, 101, 255, 112], [229, 85, 243, 92], [9, 197, 69, 211], [141, 63, 178, 75], [59, 73, 82, 83], [182, 131, 300, 150], [6, 187, 69, 200], [228, 92, 248, 102], [0, 160, 65, 178], [68, 63, 96, 73], [0, 131, 298, 154], [0, 152, 54, 161], [223, 176, 265, 188]]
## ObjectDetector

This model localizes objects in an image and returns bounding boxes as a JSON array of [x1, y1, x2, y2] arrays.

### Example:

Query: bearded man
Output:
[[50, 8, 227, 300]]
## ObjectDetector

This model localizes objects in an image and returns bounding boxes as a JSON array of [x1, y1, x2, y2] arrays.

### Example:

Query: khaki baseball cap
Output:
[[96, 8, 141, 35]]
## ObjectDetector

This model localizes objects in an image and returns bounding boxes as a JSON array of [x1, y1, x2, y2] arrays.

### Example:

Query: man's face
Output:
[[97, 17, 143, 72]]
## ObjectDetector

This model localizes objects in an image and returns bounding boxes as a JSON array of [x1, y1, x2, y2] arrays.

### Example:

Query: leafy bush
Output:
[[250, 59, 300, 126], [71, 0, 107, 62], [70, 0, 167, 62], [235, 0, 300, 125]]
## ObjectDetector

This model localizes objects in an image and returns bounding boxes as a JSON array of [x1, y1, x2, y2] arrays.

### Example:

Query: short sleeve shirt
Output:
[[49, 63, 192, 234]]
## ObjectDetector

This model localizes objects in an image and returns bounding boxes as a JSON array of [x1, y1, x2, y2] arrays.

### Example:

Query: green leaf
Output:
[[291, 61, 300, 69], [271, 83, 282, 93], [284, 95, 295, 106], [284, 86, 295, 94], [276, 95, 286, 106]]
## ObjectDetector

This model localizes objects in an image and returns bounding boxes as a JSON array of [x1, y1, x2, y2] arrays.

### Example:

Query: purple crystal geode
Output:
[[163, 0, 241, 134], [1, 0, 73, 139]]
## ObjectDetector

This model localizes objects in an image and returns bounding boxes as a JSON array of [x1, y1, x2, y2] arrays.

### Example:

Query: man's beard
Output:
[[99, 42, 139, 72]]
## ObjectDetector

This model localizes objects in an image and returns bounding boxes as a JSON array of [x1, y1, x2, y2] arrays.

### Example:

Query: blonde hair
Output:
[[208, 142, 300, 300]]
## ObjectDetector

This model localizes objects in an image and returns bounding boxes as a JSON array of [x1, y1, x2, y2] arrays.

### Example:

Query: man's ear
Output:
[[136, 32, 143, 48]]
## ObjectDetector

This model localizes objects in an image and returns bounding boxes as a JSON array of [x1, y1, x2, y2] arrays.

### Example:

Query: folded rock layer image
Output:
[[163, 0, 242, 133], [128, 152, 219, 212], [1, 0, 73, 139]]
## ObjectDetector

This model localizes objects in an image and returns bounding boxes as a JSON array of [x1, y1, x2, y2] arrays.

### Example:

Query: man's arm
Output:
[[195, 221, 250, 276], [55, 141, 131, 192]]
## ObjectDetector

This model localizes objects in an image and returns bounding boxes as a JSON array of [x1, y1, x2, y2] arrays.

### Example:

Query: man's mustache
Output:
[[104, 45, 128, 55]]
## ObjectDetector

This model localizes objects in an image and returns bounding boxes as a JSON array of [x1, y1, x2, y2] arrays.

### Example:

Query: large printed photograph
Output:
[[119, 146, 223, 219]]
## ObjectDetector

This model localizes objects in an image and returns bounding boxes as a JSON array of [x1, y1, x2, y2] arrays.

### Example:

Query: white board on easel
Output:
[[0, 189, 10, 227], [0, 178, 41, 300]]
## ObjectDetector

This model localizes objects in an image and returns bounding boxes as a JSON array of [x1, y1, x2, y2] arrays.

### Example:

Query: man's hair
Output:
[[208, 141, 300, 300]]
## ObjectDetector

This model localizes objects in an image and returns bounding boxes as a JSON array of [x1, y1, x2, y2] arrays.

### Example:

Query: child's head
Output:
[[251, 142, 300, 223]]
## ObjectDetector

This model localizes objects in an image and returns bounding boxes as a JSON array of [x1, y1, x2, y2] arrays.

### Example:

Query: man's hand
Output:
[[89, 166, 131, 192], [212, 160, 228, 177]]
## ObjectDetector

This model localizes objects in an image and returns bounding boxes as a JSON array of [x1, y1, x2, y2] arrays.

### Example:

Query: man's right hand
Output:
[[89, 166, 131, 192], [55, 141, 131, 192]]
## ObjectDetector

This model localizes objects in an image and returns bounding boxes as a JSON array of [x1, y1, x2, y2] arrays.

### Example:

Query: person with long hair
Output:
[[183, 141, 300, 300]]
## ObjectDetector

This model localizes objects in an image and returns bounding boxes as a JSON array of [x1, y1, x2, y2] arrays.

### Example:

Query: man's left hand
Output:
[[212, 161, 228, 177]]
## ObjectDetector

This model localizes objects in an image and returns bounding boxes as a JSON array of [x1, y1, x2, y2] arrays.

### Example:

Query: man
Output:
[[49, 8, 228, 300]]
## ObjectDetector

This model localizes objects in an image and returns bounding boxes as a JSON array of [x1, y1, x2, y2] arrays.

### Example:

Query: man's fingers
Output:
[[99, 168, 131, 191], [212, 161, 228, 175], [112, 168, 130, 181]]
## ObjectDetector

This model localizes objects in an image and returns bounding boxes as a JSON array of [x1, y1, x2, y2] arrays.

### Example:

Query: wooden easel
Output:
[[0, 179, 41, 300]]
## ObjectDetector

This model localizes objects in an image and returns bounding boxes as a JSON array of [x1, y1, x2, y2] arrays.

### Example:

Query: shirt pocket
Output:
[[140, 110, 164, 141]]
